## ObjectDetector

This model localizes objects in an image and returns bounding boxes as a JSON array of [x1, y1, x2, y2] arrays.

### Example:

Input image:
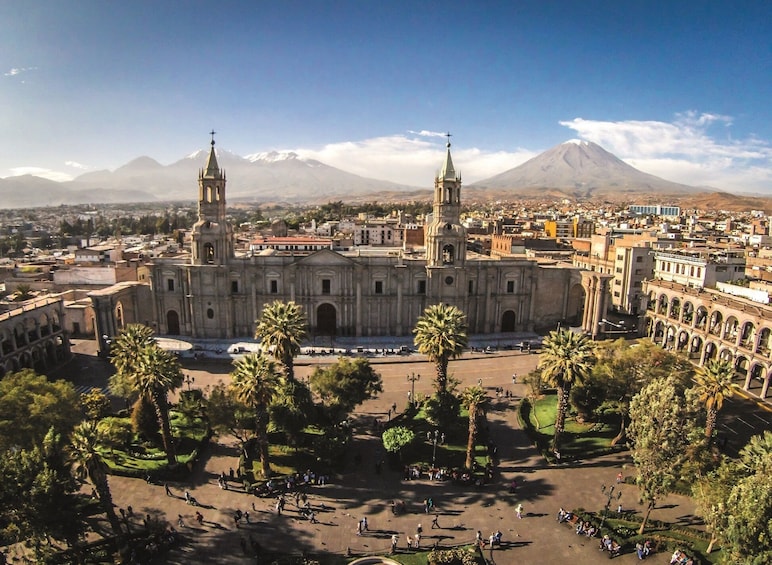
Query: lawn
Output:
[[522, 393, 620, 461], [102, 409, 209, 477]]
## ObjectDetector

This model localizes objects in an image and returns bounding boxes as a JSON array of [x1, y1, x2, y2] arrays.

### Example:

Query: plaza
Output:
[[52, 337, 738, 565]]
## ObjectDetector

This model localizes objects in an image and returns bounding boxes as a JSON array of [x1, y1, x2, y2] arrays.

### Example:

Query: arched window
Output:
[[204, 243, 215, 264], [442, 244, 455, 265]]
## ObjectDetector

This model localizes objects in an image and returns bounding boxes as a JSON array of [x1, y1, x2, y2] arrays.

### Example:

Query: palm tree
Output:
[[109, 324, 155, 376], [539, 329, 595, 453], [461, 386, 489, 470], [254, 300, 307, 381], [230, 353, 281, 478], [132, 345, 184, 466], [693, 359, 735, 440], [413, 304, 468, 393], [69, 421, 123, 538]]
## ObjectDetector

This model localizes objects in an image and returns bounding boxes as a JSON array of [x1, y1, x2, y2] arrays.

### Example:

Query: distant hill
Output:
[[470, 139, 704, 200]]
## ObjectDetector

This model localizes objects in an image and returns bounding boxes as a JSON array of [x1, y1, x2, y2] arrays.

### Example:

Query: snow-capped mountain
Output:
[[470, 139, 702, 198]]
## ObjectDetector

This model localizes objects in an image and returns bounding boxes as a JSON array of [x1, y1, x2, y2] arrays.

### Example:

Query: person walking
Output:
[[362, 516, 368, 531], [431, 513, 440, 529], [309, 510, 318, 523], [177, 514, 185, 528], [164, 483, 172, 496], [516, 503, 524, 519], [415, 532, 421, 548], [391, 534, 398, 554]]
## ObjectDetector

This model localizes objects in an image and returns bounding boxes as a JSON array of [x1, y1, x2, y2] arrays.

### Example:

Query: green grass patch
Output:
[[522, 394, 621, 461], [102, 410, 209, 478]]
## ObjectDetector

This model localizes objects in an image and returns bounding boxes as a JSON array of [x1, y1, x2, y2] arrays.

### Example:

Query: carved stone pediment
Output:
[[296, 249, 356, 267]]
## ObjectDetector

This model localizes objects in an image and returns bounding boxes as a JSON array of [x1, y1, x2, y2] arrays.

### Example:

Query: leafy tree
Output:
[[68, 421, 123, 538], [254, 300, 307, 380], [692, 461, 739, 554], [628, 375, 705, 534], [230, 354, 281, 478], [309, 357, 383, 424], [413, 304, 468, 393], [0, 370, 81, 453], [693, 359, 735, 440], [0, 429, 83, 554], [131, 395, 160, 443], [206, 383, 257, 446], [592, 339, 693, 445], [461, 386, 489, 470], [97, 417, 133, 454], [539, 329, 595, 452], [382, 426, 416, 459], [269, 377, 313, 446], [723, 431, 772, 564], [80, 387, 112, 421]]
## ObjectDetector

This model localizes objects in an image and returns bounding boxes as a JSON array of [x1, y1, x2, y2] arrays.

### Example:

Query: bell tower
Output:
[[425, 134, 466, 268], [191, 131, 234, 265]]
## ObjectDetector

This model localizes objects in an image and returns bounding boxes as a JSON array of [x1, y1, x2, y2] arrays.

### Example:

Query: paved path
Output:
[[82, 349, 701, 565]]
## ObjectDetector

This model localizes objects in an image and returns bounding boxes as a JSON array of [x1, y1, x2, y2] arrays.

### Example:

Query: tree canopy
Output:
[[309, 357, 383, 424], [413, 303, 468, 393], [0, 370, 81, 453], [628, 375, 706, 534]]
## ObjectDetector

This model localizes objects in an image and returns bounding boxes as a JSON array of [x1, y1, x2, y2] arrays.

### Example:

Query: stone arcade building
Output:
[[90, 137, 612, 352]]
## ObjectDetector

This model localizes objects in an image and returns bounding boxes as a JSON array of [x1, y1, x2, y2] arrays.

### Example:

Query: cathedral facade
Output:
[[91, 138, 608, 347]]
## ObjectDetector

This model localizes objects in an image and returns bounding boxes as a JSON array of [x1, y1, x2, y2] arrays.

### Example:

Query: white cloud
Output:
[[65, 161, 89, 170], [288, 133, 535, 186], [559, 112, 772, 192], [4, 66, 36, 78], [8, 167, 72, 182]]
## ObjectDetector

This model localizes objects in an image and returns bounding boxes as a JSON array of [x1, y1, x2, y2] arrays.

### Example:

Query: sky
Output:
[[1, 1, 771, 192]]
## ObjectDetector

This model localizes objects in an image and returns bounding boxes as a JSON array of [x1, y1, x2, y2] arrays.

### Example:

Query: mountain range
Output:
[[0, 140, 762, 210]]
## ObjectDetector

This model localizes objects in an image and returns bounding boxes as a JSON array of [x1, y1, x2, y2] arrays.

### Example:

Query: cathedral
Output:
[[91, 136, 609, 348]]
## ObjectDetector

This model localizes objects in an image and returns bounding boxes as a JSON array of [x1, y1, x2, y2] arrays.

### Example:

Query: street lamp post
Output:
[[428, 429, 442, 467], [407, 372, 420, 407], [184, 374, 195, 391], [599, 484, 622, 532]]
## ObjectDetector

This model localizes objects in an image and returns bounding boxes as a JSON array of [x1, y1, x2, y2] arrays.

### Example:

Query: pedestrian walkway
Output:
[[99, 353, 699, 565]]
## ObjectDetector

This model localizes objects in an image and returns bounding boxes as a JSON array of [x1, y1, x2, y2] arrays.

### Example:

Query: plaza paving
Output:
[[53, 338, 712, 565]]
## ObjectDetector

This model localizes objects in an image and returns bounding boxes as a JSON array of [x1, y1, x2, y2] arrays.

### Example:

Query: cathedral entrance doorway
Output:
[[166, 310, 180, 335], [501, 310, 516, 332], [317, 303, 337, 335]]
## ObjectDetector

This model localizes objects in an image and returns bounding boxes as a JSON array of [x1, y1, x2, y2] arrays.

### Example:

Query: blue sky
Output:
[[2, 1, 771, 192]]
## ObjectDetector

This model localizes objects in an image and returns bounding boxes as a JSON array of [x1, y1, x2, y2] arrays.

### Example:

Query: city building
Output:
[[90, 136, 613, 349]]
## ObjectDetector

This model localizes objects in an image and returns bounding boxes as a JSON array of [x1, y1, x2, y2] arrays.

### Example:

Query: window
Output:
[[270, 280, 278, 294], [206, 308, 214, 319], [418, 280, 426, 294], [231, 281, 238, 293], [506, 280, 515, 293], [375, 281, 383, 294], [636, 256, 643, 263], [322, 279, 331, 294], [468, 280, 474, 295], [167, 278, 175, 291]]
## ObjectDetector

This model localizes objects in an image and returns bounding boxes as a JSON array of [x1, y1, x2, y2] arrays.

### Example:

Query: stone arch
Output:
[[735, 355, 750, 382], [704, 341, 718, 362], [647, 291, 656, 312], [749, 363, 765, 389], [657, 294, 669, 315], [669, 297, 681, 320], [204, 242, 215, 264], [166, 310, 181, 335], [695, 306, 708, 330], [665, 325, 677, 349], [690, 335, 704, 360], [756, 327, 771, 356], [723, 316, 739, 342], [652, 319, 665, 344], [676, 329, 689, 352], [501, 310, 516, 333], [708, 310, 723, 336], [739, 321, 756, 349], [115, 302, 125, 330], [39, 312, 51, 337], [718, 347, 733, 362], [441, 244, 455, 265], [682, 301, 694, 325], [316, 303, 337, 336]]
